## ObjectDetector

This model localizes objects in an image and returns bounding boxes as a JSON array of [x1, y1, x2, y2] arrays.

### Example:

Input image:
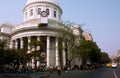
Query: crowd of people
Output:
[[0, 63, 101, 76]]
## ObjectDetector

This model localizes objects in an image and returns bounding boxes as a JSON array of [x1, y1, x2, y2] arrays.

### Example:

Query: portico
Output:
[[10, 35, 67, 68]]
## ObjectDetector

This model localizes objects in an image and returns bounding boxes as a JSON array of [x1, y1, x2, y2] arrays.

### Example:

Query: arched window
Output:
[[30, 9, 33, 16], [38, 8, 41, 15], [46, 9, 49, 15]]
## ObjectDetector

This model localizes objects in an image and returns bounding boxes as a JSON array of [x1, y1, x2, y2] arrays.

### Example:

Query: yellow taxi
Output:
[[105, 63, 111, 68]]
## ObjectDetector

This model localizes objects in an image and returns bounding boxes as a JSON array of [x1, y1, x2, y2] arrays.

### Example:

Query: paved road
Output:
[[0, 66, 120, 78], [48, 66, 120, 78]]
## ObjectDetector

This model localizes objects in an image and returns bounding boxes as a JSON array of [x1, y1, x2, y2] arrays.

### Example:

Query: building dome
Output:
[[24, 0, 62, 22], [26, 0, 59, 6]]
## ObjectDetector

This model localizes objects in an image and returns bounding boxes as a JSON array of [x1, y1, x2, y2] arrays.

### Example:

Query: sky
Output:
[[0, 0, 120, 56]]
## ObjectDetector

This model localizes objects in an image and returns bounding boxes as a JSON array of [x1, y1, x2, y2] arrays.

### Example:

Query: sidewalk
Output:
[[47, 70, 72, 78], [2, 72, 50, 78], [1, 70, 92, 78]]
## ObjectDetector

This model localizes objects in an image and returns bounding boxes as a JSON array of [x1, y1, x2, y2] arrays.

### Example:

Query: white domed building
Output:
[[0, 0, 70, 68], [0, 0, 84, 68]]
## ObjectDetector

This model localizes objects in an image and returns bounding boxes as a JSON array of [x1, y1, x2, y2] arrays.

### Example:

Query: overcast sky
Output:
[[0, 0, 120, 56]]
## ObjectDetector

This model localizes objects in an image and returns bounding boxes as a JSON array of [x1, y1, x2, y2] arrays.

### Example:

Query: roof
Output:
[[26, 0, 59, 5]]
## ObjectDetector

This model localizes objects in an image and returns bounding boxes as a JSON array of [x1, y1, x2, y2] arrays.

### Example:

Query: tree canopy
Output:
[[75, 40, 102, 64], [0, 40, 27, 65]]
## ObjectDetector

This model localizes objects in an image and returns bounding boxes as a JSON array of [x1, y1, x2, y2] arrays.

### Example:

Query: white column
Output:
[[15, 40, 18, 49], [27, 36, 31, 53], [20, 38, 23, 49], [10, 40, 13, 49], [55, 37, 59, 66], [37, 36, 40, 50], [46, 36, 50, 68], [62, 41, 66, 67], [31, 57, 35, 69]]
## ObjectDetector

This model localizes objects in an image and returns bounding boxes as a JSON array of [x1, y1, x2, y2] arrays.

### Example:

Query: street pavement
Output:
[[48, 66, 120, 78], [0, 66, 120, 78]]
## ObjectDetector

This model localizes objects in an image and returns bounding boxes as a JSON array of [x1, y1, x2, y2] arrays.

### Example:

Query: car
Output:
[[105, 63, 111, 68], [111, 63, 118, 68]]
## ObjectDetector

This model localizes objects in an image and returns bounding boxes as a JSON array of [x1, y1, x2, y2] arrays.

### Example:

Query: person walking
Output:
[[57, 65, 61, 76]]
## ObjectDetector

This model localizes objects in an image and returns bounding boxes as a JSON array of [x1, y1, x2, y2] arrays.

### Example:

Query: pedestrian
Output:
[[26, 69, 29, 78], [57, 65, 61, 76], [49, 65, 53, 73]]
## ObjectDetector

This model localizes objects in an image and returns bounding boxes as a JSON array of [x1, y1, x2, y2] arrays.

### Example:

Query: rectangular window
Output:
[[54, 10, 56, 17]]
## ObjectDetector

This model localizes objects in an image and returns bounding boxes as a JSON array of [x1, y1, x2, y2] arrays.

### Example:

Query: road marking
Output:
[[113, 70, 117, 78]]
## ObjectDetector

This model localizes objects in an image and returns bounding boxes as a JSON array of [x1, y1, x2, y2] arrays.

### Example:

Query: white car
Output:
[[111, 63, 118, 68]]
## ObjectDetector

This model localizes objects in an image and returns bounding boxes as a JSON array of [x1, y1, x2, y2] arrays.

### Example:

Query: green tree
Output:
[[29, 40, 44, 57], [60, 22, 85, 65], [0, 40, 7, 65], [78, 40, 102, 64], [3, 49, 18, 64], [0, 39, 27, 65], [15, 49, 28, 65], [101, 52, 111, 63]]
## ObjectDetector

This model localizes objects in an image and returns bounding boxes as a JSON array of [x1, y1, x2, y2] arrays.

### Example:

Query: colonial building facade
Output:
[[0, 0, 82, 68]]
